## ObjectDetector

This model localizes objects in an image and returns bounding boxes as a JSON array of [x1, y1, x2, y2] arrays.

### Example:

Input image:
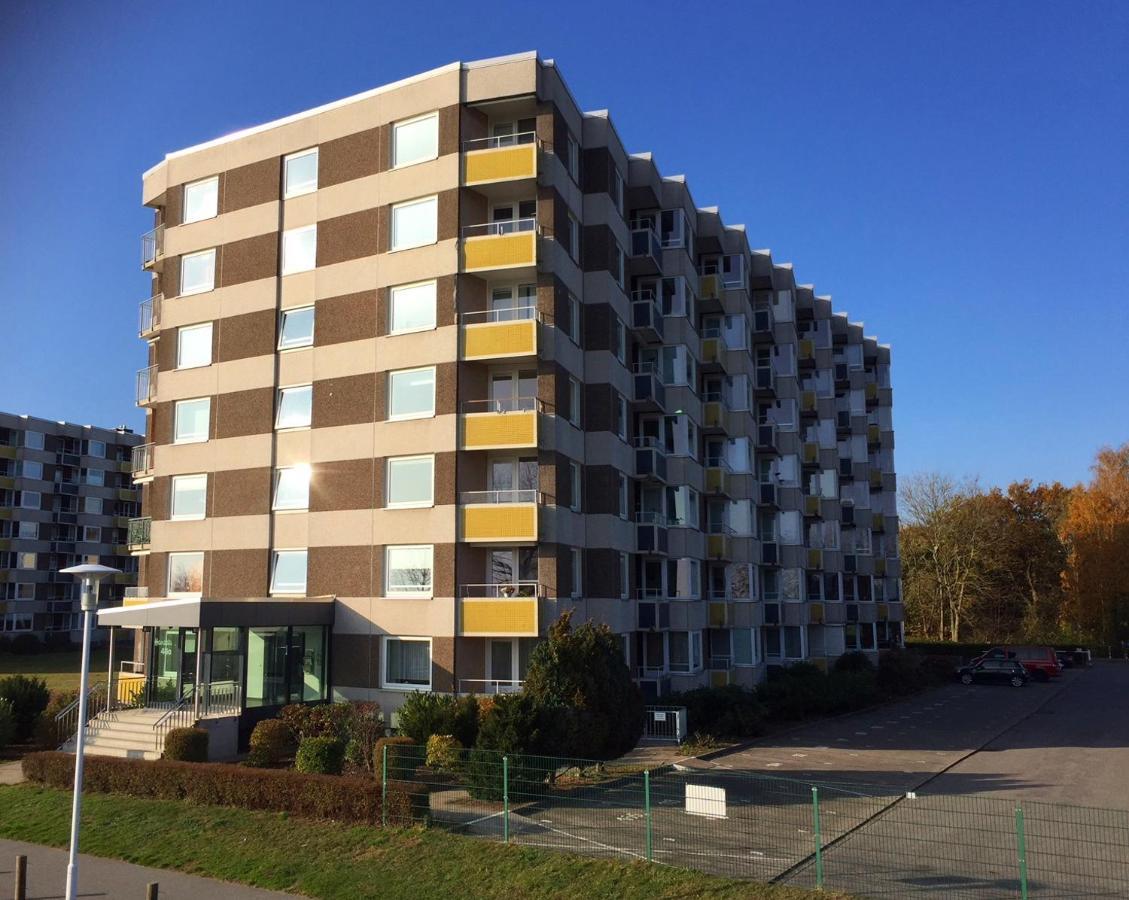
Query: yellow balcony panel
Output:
[[701, 337, 722, 365], [870, 470, 884, 488], [804, 495, 822, 516], [803, 442, 819, 464], [708, 601, 728, 627], [867, 424, 881, 444], [704, 401, 727, 431], [0, 539, 9, 551], [0, 571, 9, 582], [877, 602, 890, 621], [866, 382, 879, 401], [811, 657, 829, 673], [464, 143, 537, 186], [461, 410, 538, 450], [113, 545, 130, 556], [0, 446, 15, 460], [707, 534, 729, 559], [0, 476, 13, 490], [872, 515, 886, 534], [118, 460, 133, 474], [462, 503, 538, 543], [808, 548, 823, 568], [113, 516, 130, 528], [705, 467, 727, 494], [700, 274, 721, 300], [463, 319, 537, 361], [117, 488, 136, 502], [799, 339, 815, 361], [810, 601, 825, 624], [0, 509, 11, 521], [464, 232, 537, 273], [802, 391, 817, 413], [459, 597, 538, 637]]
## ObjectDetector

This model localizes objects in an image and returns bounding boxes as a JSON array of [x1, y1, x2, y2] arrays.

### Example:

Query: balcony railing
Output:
[[462, 218, 539, 272], [634, 436, 669, 483], [458, 678, 525, 695], [458, 585, 540, 637], [139, 294, 162, 338], [461, 305, 539, 360], [629, 221, 662, 270], [123, 587, 149, 607], [463, 133, 539, 186], [460, 490, 540, 542], [135, 365, 156, 407], [630, 290, 664, 343], [632, 362, 666, 410], [130, 443, 154, 480], [126, 517, 151, 552], [460, 397, 541, 450], [461, 582, 542, 599], [141, 225, 164, 269]]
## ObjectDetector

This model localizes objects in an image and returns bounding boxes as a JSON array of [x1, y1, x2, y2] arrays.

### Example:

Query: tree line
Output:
[[899, 443, 1129, 647]]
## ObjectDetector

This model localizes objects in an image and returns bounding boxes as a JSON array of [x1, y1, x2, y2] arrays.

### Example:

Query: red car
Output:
[[971, 646, 1062, 681]]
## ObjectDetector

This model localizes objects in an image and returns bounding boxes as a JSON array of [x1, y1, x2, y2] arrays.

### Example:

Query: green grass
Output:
[[0, 784, 839, 899], [0, 648, 110, 692]]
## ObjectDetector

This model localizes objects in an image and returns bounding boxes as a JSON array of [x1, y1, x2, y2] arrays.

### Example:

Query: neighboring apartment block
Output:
[[0, 412, 142, 640], [105, 52, 900, 729]]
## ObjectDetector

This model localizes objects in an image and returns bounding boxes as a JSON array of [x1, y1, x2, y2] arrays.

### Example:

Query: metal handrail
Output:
[[130, 443, 154, 477], [636, 588, 667, 601], [635, 511, 670, 526], [460, 489, 540, 505], [135, 365, 156, 406], [461, 582, 542, 599], [705, 456, 733, 471], [463, 132, 538, 151], [462, 396, 541, 415], [633, 435, 668, 452], [200, 681, 242, 717], [152, 689, 196, 751], [55, 681, 107, 746], [139, 294, 162, 336], [631, 288, 657, 304], [141, 225, 164, 267], [462, 217, 538, 239], [461, 304, 538, 324], [458, 678, 524, 694]]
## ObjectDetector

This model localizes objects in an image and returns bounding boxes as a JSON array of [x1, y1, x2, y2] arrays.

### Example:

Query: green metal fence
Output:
[[381, 744, 1129, 898]]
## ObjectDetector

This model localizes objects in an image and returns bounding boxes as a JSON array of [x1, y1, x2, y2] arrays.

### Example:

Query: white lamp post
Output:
[[59, 563, 121, 900]]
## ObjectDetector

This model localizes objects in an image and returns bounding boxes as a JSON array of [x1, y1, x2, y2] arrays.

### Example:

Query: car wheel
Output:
[[1010, 676, 1025, 687], [960, 673, 973, 685]]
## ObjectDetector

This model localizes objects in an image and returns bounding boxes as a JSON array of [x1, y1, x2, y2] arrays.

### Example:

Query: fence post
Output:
[[15, 854, 27, 900], [644, 769, 653, 862], [381, 744, 388, 828], [812, 786, 824, 889], [502, 755, 510, 844], [1015, 806, 1029, 900], [146, 883, 159, 900]]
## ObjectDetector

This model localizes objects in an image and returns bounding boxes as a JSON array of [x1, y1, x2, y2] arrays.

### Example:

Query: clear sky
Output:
[[1, 0, 1125, 488]]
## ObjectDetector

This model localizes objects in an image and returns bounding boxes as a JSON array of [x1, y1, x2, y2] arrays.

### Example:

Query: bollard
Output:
[[146, 883, 159, 900], [14, 854, 27, 900]]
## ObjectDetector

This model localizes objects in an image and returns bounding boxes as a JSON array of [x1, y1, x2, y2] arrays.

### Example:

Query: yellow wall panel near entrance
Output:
[[463, 232, 536, 272], [461, 411, 537, 449], [463, 320, 537, 360], [459, 598, 538, 636], [117, 673, 145, 704], [464, 144, 537, 185], [462, 504, 537, 542]]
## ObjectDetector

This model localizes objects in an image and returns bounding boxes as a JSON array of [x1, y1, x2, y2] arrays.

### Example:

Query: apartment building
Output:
[[104, 52, 901, 730], [0, 412, 141, 641]]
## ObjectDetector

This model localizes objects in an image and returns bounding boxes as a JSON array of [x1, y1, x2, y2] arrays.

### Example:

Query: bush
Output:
[[396, 693, 479, 747], [247, 719, 295, 767], [877, 651, 928, 697], [0, 675, 50, 742], [425, 734, 462, 770], [824, 669, 881, 712], [295, 736, 346, 775], [21, 751, 425, 824], [833, 651, 876, 674], [0, 698, 16, 750], [32, 690, 78, 750], [467, 693, 560, 800], [6, 634, 44, 655], [279, 702, 354, 743], [374, 736, 419, 779], [673, 685, 765, 740], [164, 727, 208, 762], [344, 701, 384, 772]]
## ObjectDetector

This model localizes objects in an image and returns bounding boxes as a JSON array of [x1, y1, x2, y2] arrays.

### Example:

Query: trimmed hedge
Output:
[[671, 685, 765, 739], [295, 736, 345, 775], [22, 752, 425, 825], [374, 736, 418, 777], [164, 727, 208, 762], [247, 718, 295, 767]]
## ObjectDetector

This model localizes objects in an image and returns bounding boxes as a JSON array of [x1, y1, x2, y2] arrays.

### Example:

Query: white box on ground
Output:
[[685, 783, 727, 818]]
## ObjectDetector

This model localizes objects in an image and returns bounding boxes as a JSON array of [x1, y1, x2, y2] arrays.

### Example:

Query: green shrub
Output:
[[833, 651, 876, 674], [374, 736, 420, 779], [877, 651, 927, 697], [758, 663, 830, 720], [164, 727, 209, 762], [31, 690, 78, 750], [824, 669, 881, 712], [344, 701, 384, 772], [247, 719, 295, 767], [0, 675, 50, 741], [6, 634, 44, 655], [467, 693, 560, 800], [396, 693, 479, 747], [425, 734, 462, 770], [295, 736, 346, 775], [279, 702, 354, 743], [672, 685, 765, 739], [0, 698, 16, 750], [21, 751, 425, 824]]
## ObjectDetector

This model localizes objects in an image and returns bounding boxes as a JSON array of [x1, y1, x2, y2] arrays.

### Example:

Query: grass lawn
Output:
[[0, 784, 842, 899], [0, 648, 111, 692]]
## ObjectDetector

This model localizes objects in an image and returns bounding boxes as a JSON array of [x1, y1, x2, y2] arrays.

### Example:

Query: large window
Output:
[[284, 148, 318, 198], [278, 306, 315, 349], [391, 196, 437, 251], [383, 636, 431, 690], [392, 113, 438, 168], [83, 496, 102, 515], [270, 550, 308, 594], [389, 280, 437, 334], [246, 624, 328, 707], [273, 466, 310, 511], [85, 467, 103, 486], [386, 456, 434, 508], [24, 431, 44, 450], [180, 249, 216, 296], [276, 385, 313, 430], [167, 552, 204, 597], [388, 367, 435, 420], [171, 474, 207, 520], [385, 545, 433, 597], [174, 398, 210, 443], [87, 440, 106, 458], [177, 322, 213, 369], [281, 225, 317, 275], [19, 490, 40, 509], [183, 176, 218, 224]]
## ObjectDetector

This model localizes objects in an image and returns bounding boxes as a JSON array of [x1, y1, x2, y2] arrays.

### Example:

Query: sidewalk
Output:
[[0, 839, 294, 899]]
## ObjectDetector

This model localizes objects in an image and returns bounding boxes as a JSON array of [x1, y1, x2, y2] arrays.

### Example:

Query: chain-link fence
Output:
[[380, 743, 1129, 898]]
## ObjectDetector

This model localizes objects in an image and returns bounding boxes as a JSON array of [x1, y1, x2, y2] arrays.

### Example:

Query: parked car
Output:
[[958, 659, 1029, 687], [1055, 648, 1092, 668], [971, 645, 1062, 681]]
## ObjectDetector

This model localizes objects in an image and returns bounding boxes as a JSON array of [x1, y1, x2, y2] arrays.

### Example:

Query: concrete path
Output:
[[0, 761, 24, 786], [0, 839, 295, 899]]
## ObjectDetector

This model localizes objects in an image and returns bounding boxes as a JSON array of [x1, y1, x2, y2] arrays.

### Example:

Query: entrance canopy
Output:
[[98, 597, 335, 629]]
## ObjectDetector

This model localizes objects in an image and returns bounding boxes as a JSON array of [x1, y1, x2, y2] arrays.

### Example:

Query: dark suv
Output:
[[958, 659, 1029, 688]]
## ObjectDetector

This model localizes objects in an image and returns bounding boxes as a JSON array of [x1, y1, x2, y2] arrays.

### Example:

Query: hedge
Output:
[[295, 736, 345, 775], [22, 752, 426, 825], [164, 727, 208, 762]]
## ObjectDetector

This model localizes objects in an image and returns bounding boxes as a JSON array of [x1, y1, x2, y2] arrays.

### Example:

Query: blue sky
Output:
[[1, 0, 1125, 487]]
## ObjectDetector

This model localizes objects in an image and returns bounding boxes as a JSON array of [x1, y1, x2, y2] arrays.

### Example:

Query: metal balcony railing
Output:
[[463, 132, 538, 151], [135, 365, 156, 406], [460, 489, 541, 505], [126, 517, 151, 552], [461, 304, 538, 324], [461, 396, 542, 415], [458, 678, 524, 695], [138, 295, 162, 337], [462, 217, 538, 239], [141, 225, 164, 269], [130, 443, 154, 479], [460, 582, 542, 599]]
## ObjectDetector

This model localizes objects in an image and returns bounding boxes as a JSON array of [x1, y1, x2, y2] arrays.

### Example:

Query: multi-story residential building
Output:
[[104, 52, 900, 733], [0, 412, 141, 641]]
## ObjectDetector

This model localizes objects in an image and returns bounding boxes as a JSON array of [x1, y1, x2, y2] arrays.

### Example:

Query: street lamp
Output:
[[59, 563, 120, 900]]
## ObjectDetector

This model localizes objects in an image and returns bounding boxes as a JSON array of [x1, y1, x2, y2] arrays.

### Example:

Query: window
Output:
[[393, 112, 438, 167], [17, 552, 36, 570], [612, 241, 625, 289], [284, 148, 318, 198], [171, 474, 208, 520], [174, 398, 211, 443], [383, 637, 431, 689], [278, 306, 315, 350], [620, 552, 629, 599], [15, 584, 34, 601], [180, 249, 216, 296], [83, 526, 101, 543], [615, 393, 628, 440], [567, 212, 580, 263], [1, 613, 32, 633], [571, 548, 582, 597], [21, 460, 42, 479], [385, 545, 433, 597], [615, 317, 626, 364], [612, 167, 625, 215], [566, 133, 579, 182], [389, 281, 437, 334], [85, 467, 103, 487], [19, 491, 41, 509], [386, 456, 434, 508], [568, 377, 581, 427], [83, 496, 102, 515], [618, 474, 628, 520], [391, 196, 437, 251], [281, 225, 317, 275], [569, 461, 581, 512], [24, 431, 44, 450], [270, 550, 308, 594], [567, 294, 581, 343], [177, 322, 213, 369], [17, 521, 37, 539], [88, 440, 106, 459], [273, 466, 310, 510], [183, 176, 218, 224], [167, 552, 204, 597], [388, 367, 435, 420], [275, 385, 312, 430]]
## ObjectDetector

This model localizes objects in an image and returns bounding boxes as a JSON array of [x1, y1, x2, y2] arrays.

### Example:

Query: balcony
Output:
[[803, 442, 820, 465], [637, 595, 671, 630], [126, 517, 151, 553], [460, 398, 540, 450], [759, 481, 779, 506], [870, 469, 884, 489], [804, 494, 822, 516], [634, 437, 669, 483], [801, 390, 818, 414], [753, 308, 774, 341], [700, 336, 726, 372], [808, 548, 824, 568], [461, 307, 538, 361], [761, 540, 779, 566], [458, 678, 524, 695], [463, 133, 538, 187], [707, 526, 734, 560], [131, 443, 154, 481], [458, 583, 540, 637], [636, 512, 669, 555], [867, 424, 882, 447], [704, 458, 731, 495], [754, 367, 775, 393], [630, 290, 664, 343], [123, 587, 149, 607], [460, 490, 540, 543], [702, 395, 728, 432], [756, 423, 778, 453], [629, 220, 663, 273], [809, 602, 825, 624], [699, 272, 722, 307], [139, 294, 162, 338], [708, 601, 729, 628], [141, 225, 165, 270], [874, 558, 887, 577], [135, 365, 156, 407], [632, 363, 666, 411], [799, 339, 816, 366], [872, 515, 886, 534], [462, 218, 538, 273]]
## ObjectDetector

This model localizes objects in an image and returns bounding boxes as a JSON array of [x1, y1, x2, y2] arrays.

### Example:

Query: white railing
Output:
[[461, 582, 542, 599], [460, 489, 540, 505], [130, 443, 154, 478], [461, 304, 538, 324], [141, 225, 164, 268], [458, 678, 525, 695], [462, 217, 537, 239], [138, 294, 162, 336], [135, 365, 156, 406], [464, 132, 538, 151], [462, 396, 541, 415], [635, 511, 670, 526]]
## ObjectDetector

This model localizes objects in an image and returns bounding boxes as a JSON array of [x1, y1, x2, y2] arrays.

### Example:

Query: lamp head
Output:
[[60, 564, 122, 611]]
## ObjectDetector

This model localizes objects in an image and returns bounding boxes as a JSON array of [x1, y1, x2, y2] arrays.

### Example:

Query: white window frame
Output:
[[616, 393, 628, 440], [381, 636, 432, 691], [571, 548, 582, 598], [19, 491, 41, 510], [182, 175, 219, 224], [386, 455, 435, 509], [270, 549, 308, 595], [14, 583, 35, 601], [87, 440, 106, 459], [392, 112, 439, 169], [389, 280, 438, 335], [278, 306, 315, 350], [390, 195, 438, 252], [619, 552, 630, 599], [618, 473, 628, 520], [615, 317, 626, 364], [83, 496, 102, 515], [385, 544, 434, 598], [173, 397, 210, 444], [568, 294, 581, 342], [21, 460, 43, 480], [171, 473, 208, 521], [388, 366, 436, 421], [568, 212, 580, 263], [177, 322, 213, 370], [281, 224, 317, 275], [275, 385, 313, 431], [167, 551, 204, 599], [24, 431, 44, 450], [83, 526, 101, 543], [17, 521, 38, 539], [569, 377, 581, 427], [283, 147, 319, 199], [179, 248, 216, 297], [569, 461, 582, 512], [272, 466, 311, 511]]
